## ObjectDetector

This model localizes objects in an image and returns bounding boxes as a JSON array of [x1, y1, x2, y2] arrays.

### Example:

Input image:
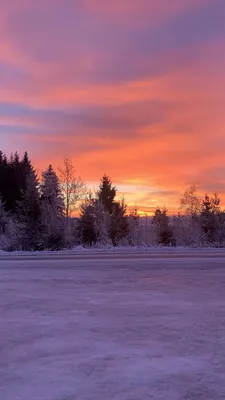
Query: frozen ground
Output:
[[1, 253, 225, 399]]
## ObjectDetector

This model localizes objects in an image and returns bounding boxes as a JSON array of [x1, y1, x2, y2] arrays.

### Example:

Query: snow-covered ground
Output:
[[1, 246, 225, 260], [1, 255, 225, 399]]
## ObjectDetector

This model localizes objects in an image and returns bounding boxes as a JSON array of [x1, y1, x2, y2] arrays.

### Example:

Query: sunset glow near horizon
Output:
[[1, 0, 225, 214]]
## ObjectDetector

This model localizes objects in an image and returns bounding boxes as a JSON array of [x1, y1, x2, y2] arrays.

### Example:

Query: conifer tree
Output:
[[201, 193, 221, 244], [97, 175, 129, 245], [79, 196, 98, 246], [40, 165, 64, 249], [17, 170, 42, 250], [97, 175, 116, 215], [0, 151, 34, 213]]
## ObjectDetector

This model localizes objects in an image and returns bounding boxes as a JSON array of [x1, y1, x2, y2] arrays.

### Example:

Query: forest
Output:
[[0, 150, 225, 251]]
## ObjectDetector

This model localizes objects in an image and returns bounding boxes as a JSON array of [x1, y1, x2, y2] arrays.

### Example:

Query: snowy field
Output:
[[1, 253, 225, 399]]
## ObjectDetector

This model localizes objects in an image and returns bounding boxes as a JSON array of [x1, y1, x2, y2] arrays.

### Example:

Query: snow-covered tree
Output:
[[17, 170, 42, 250], [124, 207, 139, 246], [79, 196, 110, 246], [152, 208, 174, 246], [94, 200, 110, 245], [173, 213, 201, 247], [201, 193, 222, 245], [0, 198, 22, 251], [41, 165, 64, 213], [110, 198, 129, 245], [0, 198, 7, 236], [40, 165, 65, 249], [180, 185, 201, 217]]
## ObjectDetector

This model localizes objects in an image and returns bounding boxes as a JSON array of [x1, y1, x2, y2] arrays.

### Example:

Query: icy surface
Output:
[[1, 255, 225, 399]]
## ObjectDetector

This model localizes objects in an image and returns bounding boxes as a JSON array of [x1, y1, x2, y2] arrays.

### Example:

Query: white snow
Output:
[[1, 245, 225, 257], [1, 254, 225, 399]]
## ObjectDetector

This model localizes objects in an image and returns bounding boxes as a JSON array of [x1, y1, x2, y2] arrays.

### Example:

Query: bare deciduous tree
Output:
[[58, 158, 87, 219], [180, 185, 201, 217]]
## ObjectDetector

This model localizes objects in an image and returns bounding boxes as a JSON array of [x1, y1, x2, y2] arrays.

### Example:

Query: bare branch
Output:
[[58, 158, 87, 219]]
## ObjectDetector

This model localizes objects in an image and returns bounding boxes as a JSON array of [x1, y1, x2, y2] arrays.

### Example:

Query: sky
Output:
[[1, 0, 225, 214]]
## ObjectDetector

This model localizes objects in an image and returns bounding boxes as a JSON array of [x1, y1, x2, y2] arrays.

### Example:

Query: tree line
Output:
[[0, 151, 133, 250], [132, 186, 225, 247], [0, 150, 225, 251]]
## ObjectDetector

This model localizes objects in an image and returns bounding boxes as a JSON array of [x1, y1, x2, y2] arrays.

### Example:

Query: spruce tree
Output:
[[0, 151, 34, 213], [201, 193, 221, 244], [97, 175, 129, 245], [17, 170, 42, 250], [40, 165, 64, 249], [79, 196, 98, 246], [97, 175, 116, 215]]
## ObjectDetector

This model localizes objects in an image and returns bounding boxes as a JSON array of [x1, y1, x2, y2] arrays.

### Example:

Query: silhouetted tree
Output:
[[201, 193, 221, 244], [110, 198, 129, 245], [97, 176, 129, 245], [17, 170, 42, 250], [152, 208, 174, 246], [58, 158, 86, 220], [97, 175, 116, 215], [79, 195, 110, 246], [40, 165, 65, 249], [0, 151, 34, 213]]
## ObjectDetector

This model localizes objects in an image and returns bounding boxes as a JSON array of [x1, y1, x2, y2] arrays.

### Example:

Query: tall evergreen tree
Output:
[[20, 151, 33, 189], [17, 170, 42, 250], [41, 165, 64, 213], [0, 151, 34, 213], [98, 175, 129, 245], [97, 175, 116, 215], [201, 193, 221, 244], [79, 196, 99, 246], [40, 165, 64, 249], [4, 152, 20, 212]]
